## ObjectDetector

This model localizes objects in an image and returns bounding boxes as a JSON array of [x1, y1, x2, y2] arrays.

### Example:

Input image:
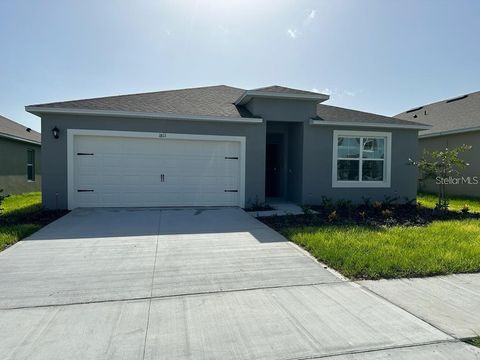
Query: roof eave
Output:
[[234, 90, 330, 106], [419, 125, 480, 138], [310, 119, 432, 130], [0, 132, 41, 145], [25, 106, 264, 124]]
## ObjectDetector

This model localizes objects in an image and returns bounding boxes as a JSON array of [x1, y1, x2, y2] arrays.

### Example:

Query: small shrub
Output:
[[381, 209, 393, 219], [320, 196, 334, 211], [358, 210, 367, 221], [372, 201, 382, 210], [461, 204, 470, 214], [246, 196, 273, 211], [416, 201, 423, 209], [383, 195, 399, 206], [327, 210, 337, 222], [435, 199, 449, 212]]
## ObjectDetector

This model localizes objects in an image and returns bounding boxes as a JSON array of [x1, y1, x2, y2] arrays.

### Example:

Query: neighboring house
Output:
[[0, 115, 41, 195], [396, 91, 480, 197], [26, 85, 428, 210]]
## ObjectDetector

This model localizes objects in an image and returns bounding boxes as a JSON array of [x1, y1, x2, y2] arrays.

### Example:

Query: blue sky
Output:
[[1, 0, 479, 132]]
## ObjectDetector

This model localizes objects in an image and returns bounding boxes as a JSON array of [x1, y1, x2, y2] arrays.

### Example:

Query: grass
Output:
[[467, 337, 480, 348], [0, 192, 66, 252], [417, 192, 480, 213], [0, 224, 42, 251], [282, 219, 480, 280], [2, 192, 42, 215]]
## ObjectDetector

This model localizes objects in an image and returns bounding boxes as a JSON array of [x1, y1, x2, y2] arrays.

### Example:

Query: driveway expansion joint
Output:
[[141, 209, 162, 360]]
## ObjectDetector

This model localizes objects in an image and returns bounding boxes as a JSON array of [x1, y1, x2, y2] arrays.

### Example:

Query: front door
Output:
[[265, 143, 282, 197]]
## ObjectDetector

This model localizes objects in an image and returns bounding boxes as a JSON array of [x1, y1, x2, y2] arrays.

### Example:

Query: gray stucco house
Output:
[[26, 85, 428, 210], [0, 115, 41, 195], [396, 91, 480, 197]]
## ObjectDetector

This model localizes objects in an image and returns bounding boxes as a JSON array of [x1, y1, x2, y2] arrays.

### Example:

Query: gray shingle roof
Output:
[[29, 85, 253, 119], [395, 91, 480, 136], [316, 104, 429, 127], [252, 85, 321, 96], [28, 84, 427, 128], [0, 115, 41, 144]]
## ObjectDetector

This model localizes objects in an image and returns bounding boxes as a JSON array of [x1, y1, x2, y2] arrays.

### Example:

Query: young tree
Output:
[[410, 144, 472, 211]]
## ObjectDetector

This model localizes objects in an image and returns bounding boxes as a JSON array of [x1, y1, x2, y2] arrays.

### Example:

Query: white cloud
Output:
[[311, 88, 356, 98], [287, 9, 316, 39], [305, 9, 316, 24], [287, 28, 298, 39]]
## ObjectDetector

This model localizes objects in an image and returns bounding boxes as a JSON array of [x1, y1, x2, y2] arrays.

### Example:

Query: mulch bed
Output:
[[260, 203, 480, 230], [0, 209, 69, 227]]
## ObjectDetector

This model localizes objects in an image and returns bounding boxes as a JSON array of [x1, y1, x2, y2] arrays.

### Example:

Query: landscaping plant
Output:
[[410, 144, 472, 211]]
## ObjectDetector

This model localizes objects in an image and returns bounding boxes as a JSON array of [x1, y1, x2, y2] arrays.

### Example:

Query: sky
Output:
[[1, 0, 479, 132]]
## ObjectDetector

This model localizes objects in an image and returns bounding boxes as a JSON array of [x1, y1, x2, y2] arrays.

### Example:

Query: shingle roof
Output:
[[29, 85, 253, 119], [27, 84, 426, 129], [315, 104, 429, 127], [395, 91, 480, 136], [252, 85, 321, 96], [0, 115, 41, 144]]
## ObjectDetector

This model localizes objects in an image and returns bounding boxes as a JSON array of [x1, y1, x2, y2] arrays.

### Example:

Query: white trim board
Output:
[[332, 130, 392, 188], [26, 106, 263, 124], [67, 129, 247, 210], [310, 119, 431, 130]]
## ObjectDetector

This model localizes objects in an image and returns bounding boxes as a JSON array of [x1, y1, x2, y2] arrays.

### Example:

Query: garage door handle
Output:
[[224, 190, 238, 193], [77, 189, 94, 192], [225, 157, 238, 160], [77, 153, 94, 156], [161, 174, 165, 182]]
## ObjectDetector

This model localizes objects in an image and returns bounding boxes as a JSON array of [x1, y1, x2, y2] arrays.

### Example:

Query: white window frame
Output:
[[27, 149, 35, 182], [332, 130, 392, 188]]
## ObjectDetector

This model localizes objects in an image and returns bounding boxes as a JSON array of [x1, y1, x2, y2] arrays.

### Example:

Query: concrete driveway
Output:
[[0, 208, 478, 359]]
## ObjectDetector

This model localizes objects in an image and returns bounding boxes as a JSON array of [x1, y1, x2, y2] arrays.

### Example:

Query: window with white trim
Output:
[[27, 149, 35, 181], [332, 131, 391, 188]]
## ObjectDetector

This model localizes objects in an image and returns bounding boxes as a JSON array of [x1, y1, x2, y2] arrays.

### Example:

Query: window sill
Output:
[[332, 181, 390, 188]]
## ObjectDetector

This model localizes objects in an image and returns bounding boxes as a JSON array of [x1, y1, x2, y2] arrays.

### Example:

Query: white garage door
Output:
[[70, 133, 243, 208]]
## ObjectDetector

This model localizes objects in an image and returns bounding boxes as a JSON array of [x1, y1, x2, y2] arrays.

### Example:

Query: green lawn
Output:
[[2, 192, 42, 215], [467, 337, 480, 348], [0, 192, 65, 252], [282, 219, 480, 280], [417, 192, 480, 213]]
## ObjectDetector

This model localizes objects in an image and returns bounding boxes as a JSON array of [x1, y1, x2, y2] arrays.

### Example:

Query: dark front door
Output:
[[265, 143, 282, 197]]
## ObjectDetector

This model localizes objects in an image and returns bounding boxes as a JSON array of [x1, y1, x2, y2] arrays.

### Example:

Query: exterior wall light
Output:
[[52, 126, 60, 139]]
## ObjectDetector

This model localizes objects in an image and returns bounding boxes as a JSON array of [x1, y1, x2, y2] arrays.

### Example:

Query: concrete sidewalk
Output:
[[0, 207, 479, 359], [361, 273, 480, 339]]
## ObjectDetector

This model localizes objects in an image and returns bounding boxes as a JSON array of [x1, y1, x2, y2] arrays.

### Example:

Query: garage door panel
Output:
[[72, 134, 242, 208]]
